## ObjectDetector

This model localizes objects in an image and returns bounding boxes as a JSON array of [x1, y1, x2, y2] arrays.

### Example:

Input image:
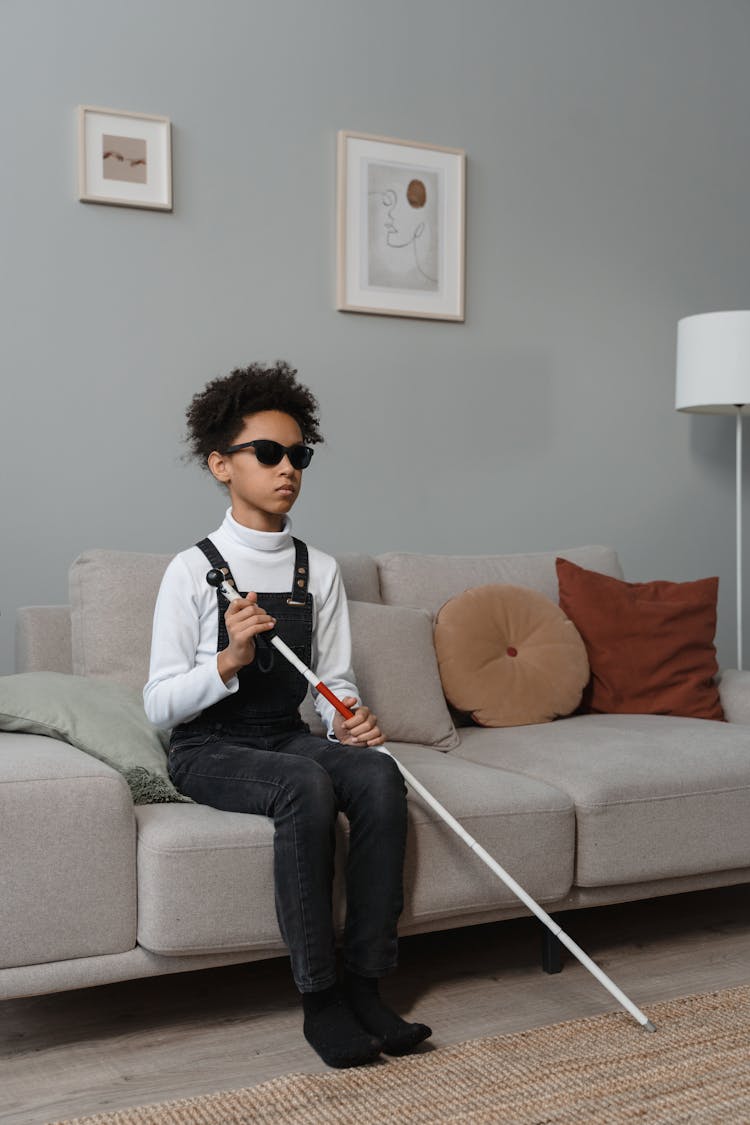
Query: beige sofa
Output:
[[3, 543, 750, 1003]]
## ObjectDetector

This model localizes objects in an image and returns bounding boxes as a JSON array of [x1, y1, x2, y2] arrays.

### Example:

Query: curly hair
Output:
[[185, 361, 324, 468]]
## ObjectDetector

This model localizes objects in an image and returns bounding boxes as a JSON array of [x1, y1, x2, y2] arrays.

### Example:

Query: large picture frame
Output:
[[78, 105, 173, 211], [337, 130, 465, 321]]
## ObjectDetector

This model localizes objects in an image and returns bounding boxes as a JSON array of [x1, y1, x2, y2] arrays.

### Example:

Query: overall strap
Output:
[[196, 537, 239, 593], [288, 538, 310, 605]]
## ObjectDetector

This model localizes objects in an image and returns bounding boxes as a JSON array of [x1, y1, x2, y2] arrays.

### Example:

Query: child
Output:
[[144, 362, 431, 1068]]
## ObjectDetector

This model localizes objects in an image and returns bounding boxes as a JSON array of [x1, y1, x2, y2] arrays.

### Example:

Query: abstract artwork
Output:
[[337, 131, 465, 320]]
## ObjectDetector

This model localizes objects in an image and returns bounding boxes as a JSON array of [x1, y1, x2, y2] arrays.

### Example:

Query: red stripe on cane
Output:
[[315, 681, 355, 720]]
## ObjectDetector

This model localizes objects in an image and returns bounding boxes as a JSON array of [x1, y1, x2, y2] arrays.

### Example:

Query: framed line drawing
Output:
[[337, 130, 465, 321], [78, 106, 173, 211]]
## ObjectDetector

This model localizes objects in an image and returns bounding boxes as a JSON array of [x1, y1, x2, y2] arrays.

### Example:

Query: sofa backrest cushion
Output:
[[69, 548, 381, 692], [337, 554, 383, 603], [348, 601, 459, 749], [376, 545, 623, 616], [70, 550, 173, 691]]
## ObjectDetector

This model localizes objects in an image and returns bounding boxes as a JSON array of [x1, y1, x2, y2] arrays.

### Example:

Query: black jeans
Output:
[[168, 722, 408, 992]]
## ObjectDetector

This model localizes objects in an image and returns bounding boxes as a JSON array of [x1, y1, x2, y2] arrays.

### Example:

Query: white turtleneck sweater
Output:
[[143, 510, 359, 734]]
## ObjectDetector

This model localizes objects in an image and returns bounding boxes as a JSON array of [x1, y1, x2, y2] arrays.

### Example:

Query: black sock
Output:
[[302, 984, 383, 1069], [342, 971, 432, 1056]]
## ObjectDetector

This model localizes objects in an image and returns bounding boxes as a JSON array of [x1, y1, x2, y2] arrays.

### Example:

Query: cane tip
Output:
[[206, 569, 224, 589], [643, 1020, 656, 1033]]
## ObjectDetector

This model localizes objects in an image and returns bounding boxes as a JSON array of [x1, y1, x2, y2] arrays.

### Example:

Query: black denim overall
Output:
[[167, 537, 408, 992]]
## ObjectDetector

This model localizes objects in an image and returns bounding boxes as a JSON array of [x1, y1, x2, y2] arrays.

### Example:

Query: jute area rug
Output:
[[50, 983, 750, 1125]]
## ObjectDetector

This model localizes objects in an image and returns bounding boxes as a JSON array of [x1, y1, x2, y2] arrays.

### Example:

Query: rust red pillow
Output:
[[555, 558, 724, 721]]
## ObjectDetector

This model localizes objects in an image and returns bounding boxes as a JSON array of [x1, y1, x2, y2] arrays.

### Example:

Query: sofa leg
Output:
[[541, 915, 563, 974]]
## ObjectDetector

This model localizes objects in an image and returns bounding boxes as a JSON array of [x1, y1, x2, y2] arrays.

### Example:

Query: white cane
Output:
[[208, 570, 656, 1033]]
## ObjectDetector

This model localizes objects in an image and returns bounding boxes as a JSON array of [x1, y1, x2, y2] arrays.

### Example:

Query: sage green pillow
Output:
[[0, 672, 192, 805]]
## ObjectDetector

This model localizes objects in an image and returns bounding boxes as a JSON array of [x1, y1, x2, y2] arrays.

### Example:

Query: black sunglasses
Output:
[[223, 439, 314, 470]]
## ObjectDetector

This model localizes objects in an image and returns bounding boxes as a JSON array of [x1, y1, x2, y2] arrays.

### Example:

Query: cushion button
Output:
[[507, 646, 518, 657]]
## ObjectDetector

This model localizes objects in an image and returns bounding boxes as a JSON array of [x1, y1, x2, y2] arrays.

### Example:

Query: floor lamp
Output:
[[676, 310, 750, 670]]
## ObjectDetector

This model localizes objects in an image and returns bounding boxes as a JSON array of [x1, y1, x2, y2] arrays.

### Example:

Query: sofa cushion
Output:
[[392, 744, 575, 922], [454, 715, 750, 888], [434, 585, 589, 727], [556, 558, 724, 721], [349, 602, 459, 749], [0, 672, 189, 804], [135, 803, 282, 955], [0, 733, 136, 969], [377, 545, 623, 616], [135, 744, 574, 954]]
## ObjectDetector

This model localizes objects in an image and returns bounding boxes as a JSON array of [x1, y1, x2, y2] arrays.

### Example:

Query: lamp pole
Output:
[[737, 407, 743, 671]]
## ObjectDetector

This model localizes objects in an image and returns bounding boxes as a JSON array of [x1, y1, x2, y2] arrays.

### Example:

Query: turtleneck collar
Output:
[[222, 509, 293, 553]]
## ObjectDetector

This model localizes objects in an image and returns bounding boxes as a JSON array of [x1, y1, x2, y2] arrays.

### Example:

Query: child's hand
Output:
[[333, 697, 384, 747], [217, 593, 276, 683]]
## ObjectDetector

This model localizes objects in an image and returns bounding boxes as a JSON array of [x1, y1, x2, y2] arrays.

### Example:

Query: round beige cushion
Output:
[[434, 584, 590, 728]]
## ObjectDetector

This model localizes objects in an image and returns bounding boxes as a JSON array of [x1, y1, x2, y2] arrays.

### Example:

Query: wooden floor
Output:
[[2, 884, 749, 1125]]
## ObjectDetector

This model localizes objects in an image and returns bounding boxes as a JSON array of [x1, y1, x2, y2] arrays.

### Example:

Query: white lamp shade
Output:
[[676, 310, 750, 414]]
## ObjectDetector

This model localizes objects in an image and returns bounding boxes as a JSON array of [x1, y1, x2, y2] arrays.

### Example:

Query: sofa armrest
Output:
[[16, 605, 73, 673], [0, 731, 136, 968], [718, 669, 750, 725]]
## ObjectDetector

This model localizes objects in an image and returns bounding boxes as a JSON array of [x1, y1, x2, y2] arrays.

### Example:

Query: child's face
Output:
[[208, 410, 306, 532]]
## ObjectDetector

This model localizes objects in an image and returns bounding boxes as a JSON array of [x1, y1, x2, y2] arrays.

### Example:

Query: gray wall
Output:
[[2, 0, 750, 672]]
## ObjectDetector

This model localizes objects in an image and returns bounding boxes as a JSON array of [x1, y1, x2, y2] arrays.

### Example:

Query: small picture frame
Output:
[[78, 105, 173, 211], [337, 130, 466, 321]]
